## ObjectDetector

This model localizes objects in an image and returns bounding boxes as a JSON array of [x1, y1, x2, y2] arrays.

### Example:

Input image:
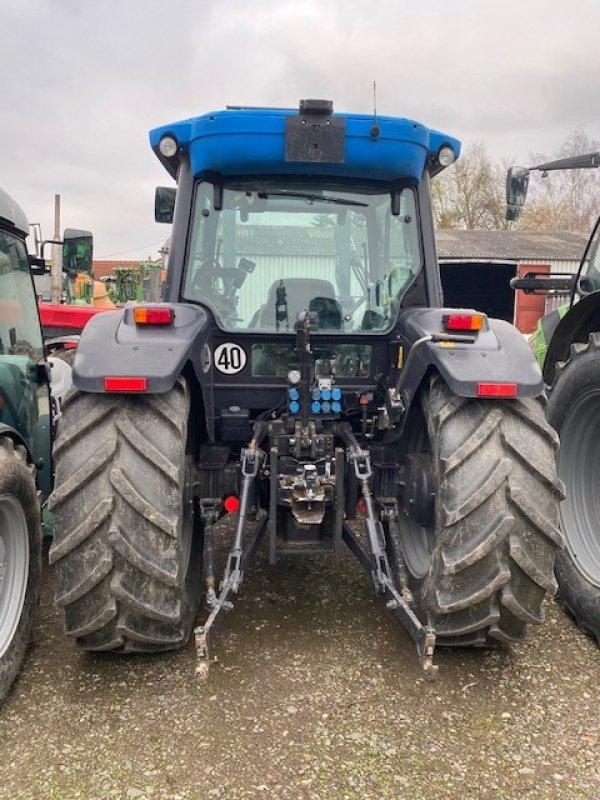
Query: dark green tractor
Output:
[[0, 186, 51, 703], [508, 152, 600, 642]]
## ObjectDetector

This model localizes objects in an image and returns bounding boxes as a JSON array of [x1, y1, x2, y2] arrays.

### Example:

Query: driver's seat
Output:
[[255, 278, 341, 329]]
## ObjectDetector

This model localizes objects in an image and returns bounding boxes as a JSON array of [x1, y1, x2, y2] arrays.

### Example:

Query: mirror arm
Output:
[[28, 255, 47, 275], [391, 183, 402, 216], [510, 272, 576, 295], [39, 238, 63, 259]]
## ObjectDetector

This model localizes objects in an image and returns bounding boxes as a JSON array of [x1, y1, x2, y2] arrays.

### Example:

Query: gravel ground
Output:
[[1, 533, 599, 800]]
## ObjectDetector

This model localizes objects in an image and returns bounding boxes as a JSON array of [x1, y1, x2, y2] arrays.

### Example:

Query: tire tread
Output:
[[49, 377, 200, 652], [416, 374, 563, 644]]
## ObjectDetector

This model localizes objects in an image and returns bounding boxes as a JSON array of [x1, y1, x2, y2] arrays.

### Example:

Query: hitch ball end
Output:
[[194, 627, 210, 683], [422, 661, 439, 682]]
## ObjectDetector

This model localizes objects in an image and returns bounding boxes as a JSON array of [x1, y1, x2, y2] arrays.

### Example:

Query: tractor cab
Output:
[[0, 189, 48, 475], [151, 100, 460, 338], [181, 179, 420, 336]]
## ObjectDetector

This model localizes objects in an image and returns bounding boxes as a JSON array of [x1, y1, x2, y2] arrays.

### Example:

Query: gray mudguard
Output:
[[397, 308, 544, 403], [542, 292, 600, 385], [72, 304, 209, 393]]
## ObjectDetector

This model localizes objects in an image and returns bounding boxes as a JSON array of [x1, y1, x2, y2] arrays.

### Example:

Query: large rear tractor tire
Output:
[[547, 333, 600, 643], [48, 376, 202, 652], [397, 374, 564, 646], [0, 437, 41, 704]]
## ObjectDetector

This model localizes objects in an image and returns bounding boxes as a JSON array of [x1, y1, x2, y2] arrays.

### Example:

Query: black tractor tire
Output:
[[547, 333, 600, 643], [400, 374, 564, 646], [48, 376, 202, 652], [0, 437, 41, 704]]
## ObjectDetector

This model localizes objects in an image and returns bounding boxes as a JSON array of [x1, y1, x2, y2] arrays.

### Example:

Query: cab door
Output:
[[0, 229, 50, 493]]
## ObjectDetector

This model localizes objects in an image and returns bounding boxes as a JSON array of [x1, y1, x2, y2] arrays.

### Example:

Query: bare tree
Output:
[[432, 129, 600, 233], [432, 143, 510, 230], [518, 127, 600, 232]]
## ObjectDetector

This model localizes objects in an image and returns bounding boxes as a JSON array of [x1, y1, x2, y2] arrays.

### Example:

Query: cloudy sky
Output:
[[2, 0, 599, 259]]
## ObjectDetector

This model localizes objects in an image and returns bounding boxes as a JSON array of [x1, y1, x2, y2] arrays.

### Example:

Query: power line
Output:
[[95, 239, 167, 259]]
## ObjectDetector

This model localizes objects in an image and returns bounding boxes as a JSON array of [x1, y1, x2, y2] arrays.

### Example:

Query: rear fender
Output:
[[72, 304, 210, 393], [38, 302, 105, 333], [543, 293, 600, 385], [396, 308, 543, 411]]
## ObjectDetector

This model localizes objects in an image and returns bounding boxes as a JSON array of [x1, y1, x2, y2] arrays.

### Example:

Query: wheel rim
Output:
[[0, 495, 30, 659], [398, 411, 435, 580], [558, 388, 600, 587]]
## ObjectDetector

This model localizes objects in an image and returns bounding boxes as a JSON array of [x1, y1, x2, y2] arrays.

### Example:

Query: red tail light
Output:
[[477, 382, 517, 398], [357, 497, 367, 515], [443, 313, 485, 332], [134, 306, 174, 325], [104, 377, 148, 392]]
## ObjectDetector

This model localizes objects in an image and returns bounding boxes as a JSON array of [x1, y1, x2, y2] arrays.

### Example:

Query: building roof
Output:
[[97, 229, 590, 275], [236, 226, 340, 256], [436, 230, 589, 262]]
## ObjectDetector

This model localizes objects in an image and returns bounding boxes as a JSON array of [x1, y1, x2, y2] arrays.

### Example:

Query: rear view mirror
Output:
[[62, 229, 93, 277], [28, 256, 47, 275], [155, 187, 176, 223], [506, 167, 530, 221]]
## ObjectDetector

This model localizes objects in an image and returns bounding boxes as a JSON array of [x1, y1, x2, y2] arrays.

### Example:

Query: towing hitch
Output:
[[194, 444, 266, 681], [338, 423, 438, 680], [194, 423, 438, 683]]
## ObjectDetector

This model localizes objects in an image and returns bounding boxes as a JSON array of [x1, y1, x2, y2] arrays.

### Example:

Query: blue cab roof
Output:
[[149, 105, 461, 184]]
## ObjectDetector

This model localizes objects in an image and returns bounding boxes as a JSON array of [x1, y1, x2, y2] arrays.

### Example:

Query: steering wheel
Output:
[[190, 260, 247, 324]]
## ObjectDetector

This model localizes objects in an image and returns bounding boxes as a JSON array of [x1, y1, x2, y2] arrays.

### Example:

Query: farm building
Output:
[[437, 229, 588, 333], [93, 229, 589, 335]]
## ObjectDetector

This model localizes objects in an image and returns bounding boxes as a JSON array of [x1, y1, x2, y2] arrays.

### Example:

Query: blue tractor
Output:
[[49, 101, 564, 679]]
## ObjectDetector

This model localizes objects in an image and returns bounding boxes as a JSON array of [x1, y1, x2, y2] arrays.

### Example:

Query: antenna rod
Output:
[[370, 81, 380, 139], [373, 81, 377, 122]]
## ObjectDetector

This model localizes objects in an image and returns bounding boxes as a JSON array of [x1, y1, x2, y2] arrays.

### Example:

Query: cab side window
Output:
[[0, 232, 44, 438]]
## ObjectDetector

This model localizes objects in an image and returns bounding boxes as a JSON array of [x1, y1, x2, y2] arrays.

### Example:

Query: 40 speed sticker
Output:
[[214, 342, 247, 375]]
